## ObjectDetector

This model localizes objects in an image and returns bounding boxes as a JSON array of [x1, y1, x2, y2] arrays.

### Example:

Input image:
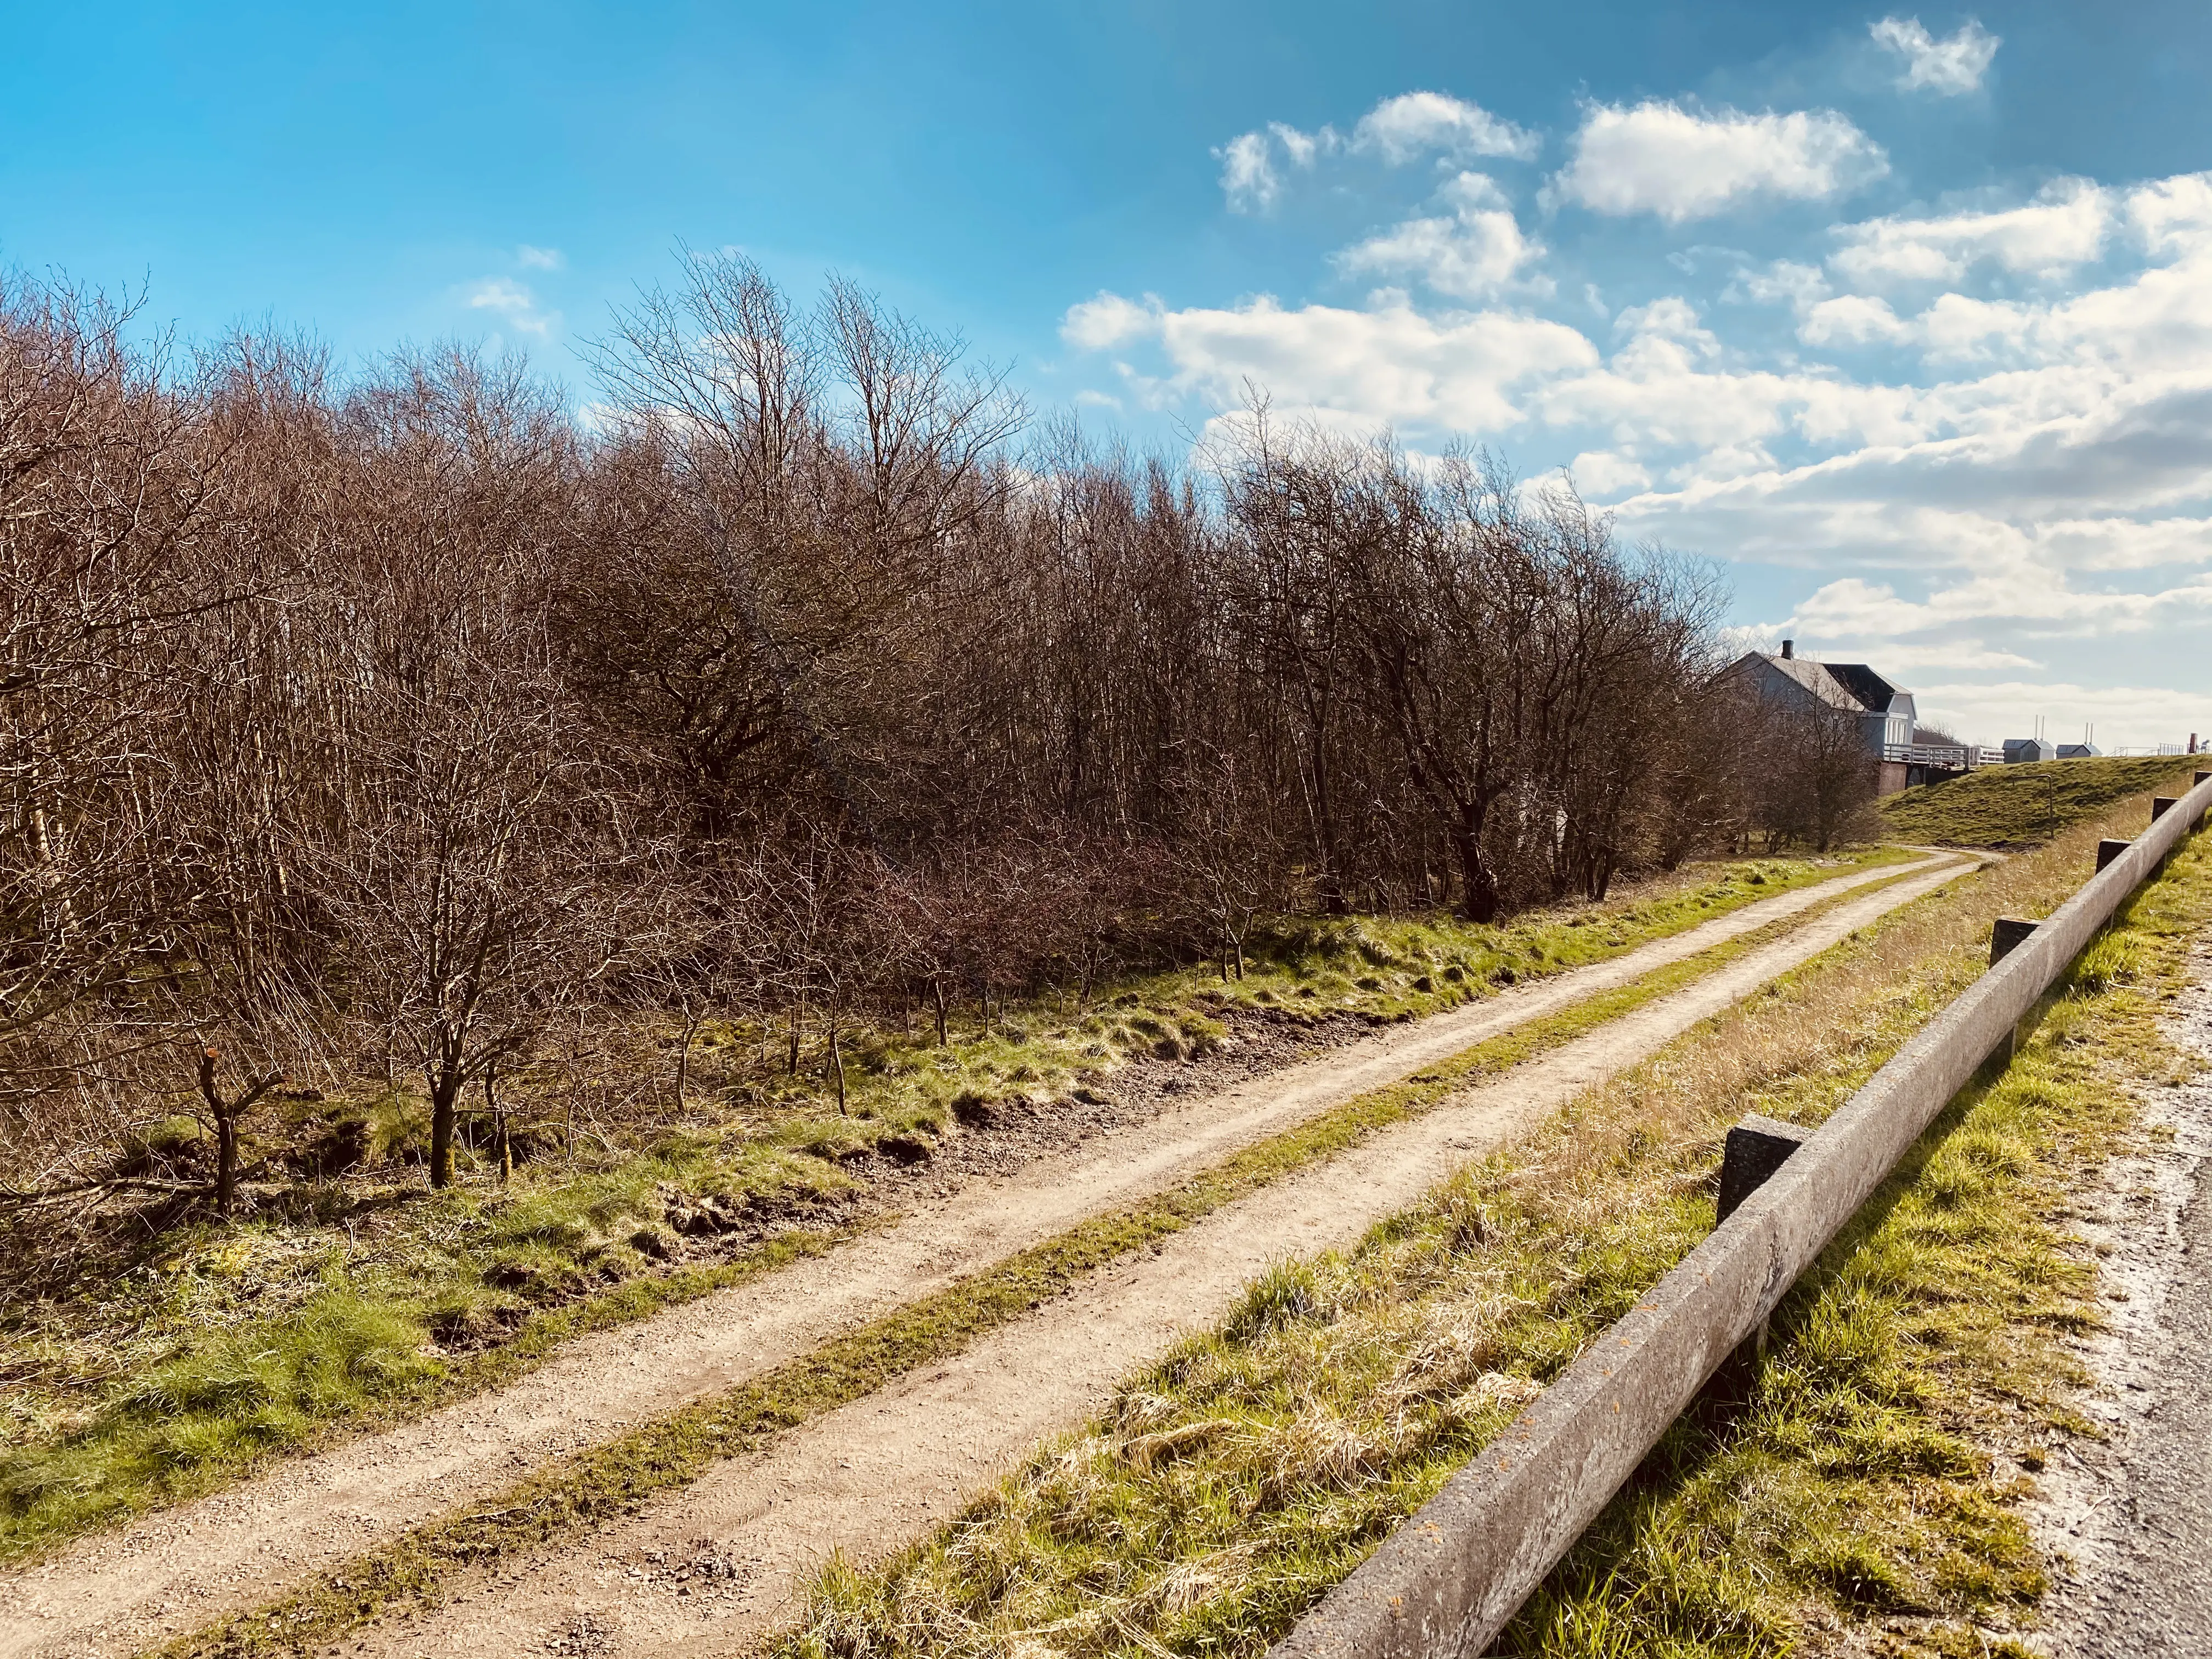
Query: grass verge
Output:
[[139, 860, 1950, 1657], [1880, 755, 2194, 849], [0, 851, 1904, 1564], [760, 809, 2198, 1659]]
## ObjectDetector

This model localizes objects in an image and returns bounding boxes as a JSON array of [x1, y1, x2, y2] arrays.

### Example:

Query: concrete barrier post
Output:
[[1710, 1115, 1807, 1390], [1268, 775, 2212, 1659], [1715, 1115, 1805, 1223], [2153, 796, 2178, 821], [1989, 918, 2038, 965]]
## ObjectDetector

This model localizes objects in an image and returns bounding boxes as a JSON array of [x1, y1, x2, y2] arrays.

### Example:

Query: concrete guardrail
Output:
[[1271, 771, 2212, 1659]]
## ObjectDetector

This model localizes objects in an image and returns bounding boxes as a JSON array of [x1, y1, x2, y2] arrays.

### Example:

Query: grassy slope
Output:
[[770, 804, 2203, 1659], [0, 851, 1901, 1560], [1880, 755, 2197, 849], [144, 865, 1950, 1659]]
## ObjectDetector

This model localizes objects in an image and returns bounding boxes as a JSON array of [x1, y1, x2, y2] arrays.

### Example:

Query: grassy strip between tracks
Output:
[[5, 851, 1912, 1563], [144, 861, 1956, 1659], [765, 807, 2202, 1659]]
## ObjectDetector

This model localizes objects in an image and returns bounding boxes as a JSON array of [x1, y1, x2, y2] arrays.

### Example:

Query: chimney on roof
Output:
[[1780, 639, 1794, 659]]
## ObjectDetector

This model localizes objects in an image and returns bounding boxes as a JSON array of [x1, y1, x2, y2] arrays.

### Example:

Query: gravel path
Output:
[[0, 854, 1960, 1659], [2031, 944, 2212, 1656], [325, 861, 1974, 1659]]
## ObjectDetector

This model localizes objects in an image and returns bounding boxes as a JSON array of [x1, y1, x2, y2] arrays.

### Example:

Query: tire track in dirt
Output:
[[0, 854, 1961, 1659], [323, 859, 1974, 1659]]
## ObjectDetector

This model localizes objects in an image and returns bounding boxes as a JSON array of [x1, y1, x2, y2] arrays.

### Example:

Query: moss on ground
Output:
[[763, 809, 2205, 1659], [1880, 756, 2197, 849], [0, 853, 1901, 1562]]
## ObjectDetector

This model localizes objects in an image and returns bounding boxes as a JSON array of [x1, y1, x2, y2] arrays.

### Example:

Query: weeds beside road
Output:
[[774, 800, 2204, 1659], [0, 853, 1905, 1564]]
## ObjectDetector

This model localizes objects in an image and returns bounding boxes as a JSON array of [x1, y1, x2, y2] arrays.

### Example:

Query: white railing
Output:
[[1881, 743, 1999, 769]]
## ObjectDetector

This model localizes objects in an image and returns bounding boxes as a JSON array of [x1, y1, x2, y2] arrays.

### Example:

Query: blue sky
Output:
[[6, 1, 2210, 747]]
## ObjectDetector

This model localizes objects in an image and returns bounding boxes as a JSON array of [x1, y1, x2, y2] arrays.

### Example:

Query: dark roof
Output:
[[1724, 651, 1910, 716], [1822, 663, 1901, 713]]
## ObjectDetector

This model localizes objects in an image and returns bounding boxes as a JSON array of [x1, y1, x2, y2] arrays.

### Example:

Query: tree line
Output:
[[0, 254, 1870, 1204]]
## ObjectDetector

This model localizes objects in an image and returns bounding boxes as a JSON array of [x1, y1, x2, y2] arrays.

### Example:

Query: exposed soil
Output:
[[2025, 945, 2212, 1656], [0, 854, 1964, 1659], [323, 862, 1965, 1659]]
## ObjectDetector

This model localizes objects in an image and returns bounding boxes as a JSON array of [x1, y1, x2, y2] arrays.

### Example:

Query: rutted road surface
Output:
[[0, 853, 1966, 1659], [331, 857, 1973, 1659]]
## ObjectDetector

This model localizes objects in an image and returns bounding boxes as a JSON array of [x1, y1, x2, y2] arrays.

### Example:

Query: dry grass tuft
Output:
[[775, 798, 2207, 1659]]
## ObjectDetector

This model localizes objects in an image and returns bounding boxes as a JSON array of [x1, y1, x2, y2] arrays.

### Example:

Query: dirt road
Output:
[[2032, 944, 2212, 1655], [0, 854, 1964, 1659], [324, 857, 1974, 1659]]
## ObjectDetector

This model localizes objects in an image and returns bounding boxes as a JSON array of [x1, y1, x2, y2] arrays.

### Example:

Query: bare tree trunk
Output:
[[828, 1020, 848, 1115], [931, 978, 948, 1047], [215, 1111, 240, 1216], [673, 1003, 701, 1109], [428, 1058, 461, 1189], [486, 1062, 511, 1184]]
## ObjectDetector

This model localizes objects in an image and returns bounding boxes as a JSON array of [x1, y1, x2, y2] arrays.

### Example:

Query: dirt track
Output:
[[0, 854, 1964, 1659], [328, 857, 1973, 1659]]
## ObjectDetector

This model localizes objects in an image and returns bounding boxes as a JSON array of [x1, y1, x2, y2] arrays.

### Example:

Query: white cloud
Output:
[[1893, 682, 2206, 752], [1216, 92, 1534, 213], [1335, 173, 1545, 299], [1566, 449, 1652, 497], [1062, 291, 1160, 350], [516, 244, 565, 270], [1062, 290, 1598, 429], [1870, 15, 2001, 95], [1801, 294, 1913, 347], [1217, 131, 1280, 213], [466, 277, 557, 336], [1080, 150, 2212, 727], [1557, 101, 1888, 222], [2126, 172, 2212, 256], [1351, 92, 1539, 165], [1830, 179, 2111, 286]]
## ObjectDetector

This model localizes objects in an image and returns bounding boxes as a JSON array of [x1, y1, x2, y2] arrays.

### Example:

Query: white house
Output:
[[1722, 641, 1925, 794]]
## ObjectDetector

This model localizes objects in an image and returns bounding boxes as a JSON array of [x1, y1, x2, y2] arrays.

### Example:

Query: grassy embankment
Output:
[[769, 785, 2203, 1659], [139, 858, 1956, 1659], [0, 851, 1904, 1562], [1881, 754, 2196, 848]]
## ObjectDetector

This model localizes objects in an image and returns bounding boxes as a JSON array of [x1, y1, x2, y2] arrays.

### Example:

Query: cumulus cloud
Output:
[[1217, 131, 1282, 213], [1081, 145, 2212, 736], [466, 277, 557, 336], [1800, 294, 1914, 347], [1870, 15, 2001, 95], [1350, 92, 1539, 164], [1334, 173, 1545, 299], [516, 244, 565, 270], [1216, 92, 1536, 213], [1556, 101, 1888, 222], [1063, 290, 1597, 428], [1830, 179, 2111, 286], [1062, 291, 1160, 350]]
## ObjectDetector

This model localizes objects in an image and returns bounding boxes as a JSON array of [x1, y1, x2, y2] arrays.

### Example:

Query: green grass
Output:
[[0, 852, 1904, 1563], [759, 809, 2200, 1659], [1880, 755, 2197, 848], [137, 864, 1943, 1659]]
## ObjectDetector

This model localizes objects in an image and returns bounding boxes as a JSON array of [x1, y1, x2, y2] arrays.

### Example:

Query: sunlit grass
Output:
[[0, 850, 1897, 1561], [1880, 755, 2195, 849], [766, 810, 2205, 1659]]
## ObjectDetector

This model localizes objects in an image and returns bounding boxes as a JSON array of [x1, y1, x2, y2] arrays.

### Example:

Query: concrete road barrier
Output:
[[1270, 776, 2212, 1659]]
